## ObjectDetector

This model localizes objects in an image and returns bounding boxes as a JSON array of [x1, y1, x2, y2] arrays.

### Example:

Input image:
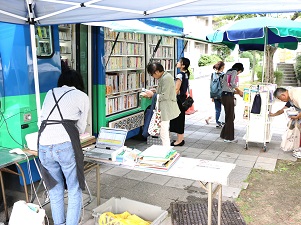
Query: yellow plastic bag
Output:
[[98, 211, 151, 225]]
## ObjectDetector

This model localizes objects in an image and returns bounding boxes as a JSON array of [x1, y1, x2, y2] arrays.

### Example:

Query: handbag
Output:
[[182, 85, 194, 111], [148, 94, 161, 136], [281, 120, 300, 152], [142, 93, 157, 138], [9, 200, 45, 225]]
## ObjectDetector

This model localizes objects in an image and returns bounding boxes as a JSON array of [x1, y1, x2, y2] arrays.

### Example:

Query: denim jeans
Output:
[[39, 142, 82, 225], [214, 99, 222, 125]]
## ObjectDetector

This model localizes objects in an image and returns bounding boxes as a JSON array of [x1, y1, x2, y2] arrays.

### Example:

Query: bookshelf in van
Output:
[[146, 35, 175, 89], [104, 28, 145, 116]]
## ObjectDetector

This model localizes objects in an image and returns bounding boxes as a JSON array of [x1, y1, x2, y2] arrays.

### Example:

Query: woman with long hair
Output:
[[170, 57, 190, 146]]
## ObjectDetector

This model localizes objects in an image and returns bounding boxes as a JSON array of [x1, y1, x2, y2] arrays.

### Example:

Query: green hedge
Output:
[[198, 54, 222, 67], [295, 55, 301, 81]]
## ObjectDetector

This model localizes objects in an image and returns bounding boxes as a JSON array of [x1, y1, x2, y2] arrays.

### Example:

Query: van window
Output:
[[35, 26, 53, 57]]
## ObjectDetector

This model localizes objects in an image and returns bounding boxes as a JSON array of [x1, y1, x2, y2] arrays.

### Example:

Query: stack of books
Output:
[[80, 133, 96, 147], [137, 145, 180, 171]]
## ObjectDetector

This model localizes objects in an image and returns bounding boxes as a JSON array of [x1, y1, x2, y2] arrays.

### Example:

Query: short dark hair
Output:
[[146, 62, 164, 75], [273, 87, 287, 98], [57, 69, 85, 92], [232, 63, 244, 72]]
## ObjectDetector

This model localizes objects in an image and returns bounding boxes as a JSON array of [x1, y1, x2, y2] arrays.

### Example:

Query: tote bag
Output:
[[142, 93, 157, 138], [281, 120, 300, 152], [9, 200, 45, 225], [148, 94, 161, 136]]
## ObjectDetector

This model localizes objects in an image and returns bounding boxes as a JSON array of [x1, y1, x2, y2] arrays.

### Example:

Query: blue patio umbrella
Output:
[[206, 17, 301, 51]]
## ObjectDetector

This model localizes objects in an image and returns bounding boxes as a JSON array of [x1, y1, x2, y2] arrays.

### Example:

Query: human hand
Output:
[[145, 90, 154, 98]]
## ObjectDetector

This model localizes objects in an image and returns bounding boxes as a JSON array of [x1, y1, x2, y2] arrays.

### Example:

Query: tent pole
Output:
[[262, 26, 268, 83], [27, 0, 41, 120], [30, 24, 41, 120]]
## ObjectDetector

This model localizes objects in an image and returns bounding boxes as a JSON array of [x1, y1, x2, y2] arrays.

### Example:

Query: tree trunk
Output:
[[264, 46, 277, 83], [251, 51, 256, 82]]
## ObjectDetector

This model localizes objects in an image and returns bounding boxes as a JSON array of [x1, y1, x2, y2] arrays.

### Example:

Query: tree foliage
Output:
[[212, 13, 300, 83]]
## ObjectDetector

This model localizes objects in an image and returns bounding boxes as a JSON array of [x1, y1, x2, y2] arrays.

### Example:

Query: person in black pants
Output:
[[220, 63, 244, 143], [170, 57, 190, 146]]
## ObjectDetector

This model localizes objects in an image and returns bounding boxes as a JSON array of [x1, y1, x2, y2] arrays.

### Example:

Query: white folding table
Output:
[[85, 156, 236, 225]]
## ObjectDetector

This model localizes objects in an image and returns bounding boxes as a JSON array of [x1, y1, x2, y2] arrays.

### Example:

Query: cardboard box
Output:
[[92, 197, 168, 225]]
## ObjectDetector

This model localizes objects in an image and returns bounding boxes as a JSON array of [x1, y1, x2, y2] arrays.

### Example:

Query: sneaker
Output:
[[216, 124, 222, 128], [224, 139, 238, 143], [293, 149, 300, 153], [293, 151, 301, 158]]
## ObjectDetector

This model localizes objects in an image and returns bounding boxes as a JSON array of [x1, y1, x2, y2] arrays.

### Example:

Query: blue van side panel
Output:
[[0, 23, 61, 97], [94, 26, 105, 86]]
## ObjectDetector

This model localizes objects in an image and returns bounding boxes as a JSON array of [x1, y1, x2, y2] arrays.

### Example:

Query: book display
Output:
[[58, 24, 73, 68], [243, 84, 277, 151], [35, 26, 53, 57], [104, 28, 145, 116], [146, 35, 175, 89]]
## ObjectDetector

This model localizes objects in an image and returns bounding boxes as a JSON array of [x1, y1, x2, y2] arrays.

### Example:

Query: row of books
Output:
[[105, 41, 144, 56], [104, 30, 144, 42], [105, 56, 145, 71], [149, 46, 173, 58], [106, 94, 138, 115], [106, 72, 145, 94], [59, 31, 71, 40], [153, 59, 174, 71], [148, 35, 174, 45]]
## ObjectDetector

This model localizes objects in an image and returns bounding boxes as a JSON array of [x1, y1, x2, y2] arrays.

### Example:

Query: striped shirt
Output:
[[39, 85, 89, 145]]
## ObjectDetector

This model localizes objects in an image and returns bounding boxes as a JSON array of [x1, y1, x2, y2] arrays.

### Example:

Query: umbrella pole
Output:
[[261, 26, 268, 83]]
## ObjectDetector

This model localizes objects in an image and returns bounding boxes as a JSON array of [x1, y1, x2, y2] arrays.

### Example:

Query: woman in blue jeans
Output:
[[38, 69, 89, 225]]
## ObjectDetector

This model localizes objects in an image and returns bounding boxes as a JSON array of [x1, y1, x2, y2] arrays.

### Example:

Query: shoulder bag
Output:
[[182, 85, 194, 111], [148, 94, 161, 136]]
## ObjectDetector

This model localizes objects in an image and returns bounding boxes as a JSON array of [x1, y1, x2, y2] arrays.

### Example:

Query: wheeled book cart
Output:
[[242, 84, 277, 152]]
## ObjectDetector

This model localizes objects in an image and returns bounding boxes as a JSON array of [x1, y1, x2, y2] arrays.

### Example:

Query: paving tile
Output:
[[237, 154, 258, 161], [143, 174, 172, 185], [222, 186, 242, 199], [123, 170, 151, 181], [219, 152, 239, 159], [196, 154, 218, 161], [234, 159, 255, 168], [254, 162, 276, 171], [256, 156, 277, 164], [215, 157, 236, 163], [104, 167, 131, 177], [164, 177, 194, 189]]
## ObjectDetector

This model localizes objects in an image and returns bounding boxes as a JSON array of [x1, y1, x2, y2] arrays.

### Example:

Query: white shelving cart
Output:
[[243, 84, 277, 152]]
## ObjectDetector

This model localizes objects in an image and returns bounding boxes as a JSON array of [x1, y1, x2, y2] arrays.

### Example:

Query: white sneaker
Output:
[[293, 151, 301, 158], [224, 139, 238, 143]]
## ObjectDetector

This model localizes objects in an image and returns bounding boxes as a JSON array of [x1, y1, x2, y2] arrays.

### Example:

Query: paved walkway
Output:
[[0, 77, 297, 225]]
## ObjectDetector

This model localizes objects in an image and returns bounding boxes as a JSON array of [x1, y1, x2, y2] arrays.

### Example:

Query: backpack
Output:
[[210, 72, 223, 99]]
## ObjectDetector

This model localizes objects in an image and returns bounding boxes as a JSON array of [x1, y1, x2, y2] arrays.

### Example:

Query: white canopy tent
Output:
[[0, 0, 300, 117]]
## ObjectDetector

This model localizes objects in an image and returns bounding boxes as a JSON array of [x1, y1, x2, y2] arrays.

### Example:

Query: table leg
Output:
[[0, 170, 8, 222], [218, 184, 222, 225], [14, 163, 29, 202], [96, 164, 100, 205], [207, 182, 212, 225]]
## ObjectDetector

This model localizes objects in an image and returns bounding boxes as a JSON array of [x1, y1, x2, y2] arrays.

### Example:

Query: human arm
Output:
[[269, 107, 286, 117], [175, 79, 182, 95], [76, 93, 90, 134], [234, 87, 243, 97]]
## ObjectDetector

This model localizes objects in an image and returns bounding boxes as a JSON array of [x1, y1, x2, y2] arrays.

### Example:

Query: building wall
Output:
[[182, 16, 213, 78]]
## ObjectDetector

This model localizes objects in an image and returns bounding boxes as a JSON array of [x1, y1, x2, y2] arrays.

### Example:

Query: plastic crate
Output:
[[92, 197, 168, 225]]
